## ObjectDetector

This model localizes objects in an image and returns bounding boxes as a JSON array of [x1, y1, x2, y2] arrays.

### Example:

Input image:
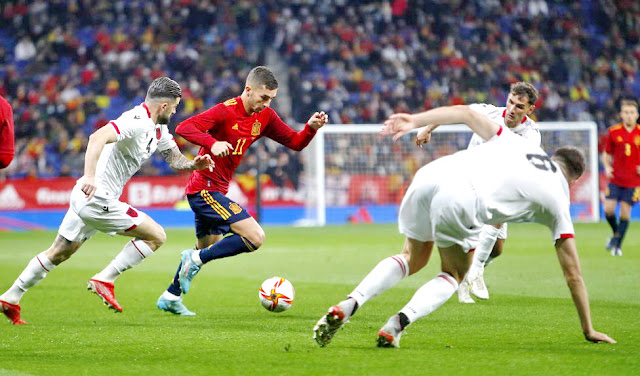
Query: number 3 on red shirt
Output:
[[233, 138, 247, 155]]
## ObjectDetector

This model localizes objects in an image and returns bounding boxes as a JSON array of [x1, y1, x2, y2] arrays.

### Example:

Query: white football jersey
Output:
[[443, 128, 574, 240], [86, 103, 177, 199], [467, 103, 540, 148]]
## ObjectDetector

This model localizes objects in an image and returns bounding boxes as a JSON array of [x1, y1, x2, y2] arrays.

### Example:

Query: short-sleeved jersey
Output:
[[87, 103, 176, 199], [604, 123, 640, 188], [0, 95, 15, 158], [177, 96, 317, 195], [467, 103, 540, 148], [437, 128, 574, 240]]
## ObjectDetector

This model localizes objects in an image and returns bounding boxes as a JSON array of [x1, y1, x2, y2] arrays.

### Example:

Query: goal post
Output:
[[300, 122, 600, 226]]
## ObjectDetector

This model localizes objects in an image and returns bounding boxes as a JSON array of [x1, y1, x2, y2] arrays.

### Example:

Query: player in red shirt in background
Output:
[[603, 98, 640, 256], [0, 95, 15, 168], [157, 66, 328, 315]]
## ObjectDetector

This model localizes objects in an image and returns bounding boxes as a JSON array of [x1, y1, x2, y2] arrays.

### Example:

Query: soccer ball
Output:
[[258, 277, 295, 313]]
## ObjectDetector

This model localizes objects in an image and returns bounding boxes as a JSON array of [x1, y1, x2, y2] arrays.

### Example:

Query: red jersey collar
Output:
[[621, 123, 640, 133], [142, 103, 152, 118], [502, 109, 527, 124]]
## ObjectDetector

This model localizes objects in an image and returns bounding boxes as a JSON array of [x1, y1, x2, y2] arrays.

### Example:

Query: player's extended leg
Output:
[[313, 238, 433, 347], [469, 236, 504, 301], [613, 201, 633, 256], [377, 245, 472, 348], [468, 237, 504, 299], [0, 235, 83, 324], [177, 216, 264, 294], [458, 224, 501, 303], [603, 196, 619, 252], [158, 234, 222, 316], [169, 191, 260, 295], [89, 216, 166, 312]]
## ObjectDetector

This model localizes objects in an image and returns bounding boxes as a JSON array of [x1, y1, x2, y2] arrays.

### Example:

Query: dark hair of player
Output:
[[553, 146, 586, 180], [619, 98, 638, 109], [510, 82, 539, 105], [146, 77, 182, 99], [247, 66, 279, 90]]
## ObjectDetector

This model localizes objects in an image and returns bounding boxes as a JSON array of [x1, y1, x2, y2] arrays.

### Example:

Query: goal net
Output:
[[299, 122, 599, 226]]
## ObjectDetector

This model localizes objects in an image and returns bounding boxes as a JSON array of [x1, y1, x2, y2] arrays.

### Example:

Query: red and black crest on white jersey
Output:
[[126, 207, 139, 218], [156, 127, 161, 140]]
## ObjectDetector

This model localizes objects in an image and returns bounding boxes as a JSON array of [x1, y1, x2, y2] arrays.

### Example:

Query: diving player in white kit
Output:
[[313, 104, 615, 348]]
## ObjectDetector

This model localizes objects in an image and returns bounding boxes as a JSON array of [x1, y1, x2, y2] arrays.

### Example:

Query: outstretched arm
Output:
[[160, 146, 213, 172], [82, 124, 118, 199], [555, 237, 615, 343], [381, 105, 500, 143], [264, 111, 328, 151]]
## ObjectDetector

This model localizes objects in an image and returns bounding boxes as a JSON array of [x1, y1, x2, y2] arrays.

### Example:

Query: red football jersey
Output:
[[177, 96, 317, 194], [604, 123, 640, 187], [0, 95, 15, 168]]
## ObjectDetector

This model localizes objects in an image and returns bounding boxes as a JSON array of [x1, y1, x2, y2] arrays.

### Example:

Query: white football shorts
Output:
[[58, 184, 147, 242], [398, 160, 482, 252]]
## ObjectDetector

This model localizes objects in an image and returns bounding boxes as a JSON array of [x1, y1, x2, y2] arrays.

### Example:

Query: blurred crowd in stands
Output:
[[280, 0, 639, 125], [0, 0, 638, 187]]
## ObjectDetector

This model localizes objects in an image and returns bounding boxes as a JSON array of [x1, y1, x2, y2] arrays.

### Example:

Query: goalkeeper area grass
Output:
[[0, 223, 637, 375]]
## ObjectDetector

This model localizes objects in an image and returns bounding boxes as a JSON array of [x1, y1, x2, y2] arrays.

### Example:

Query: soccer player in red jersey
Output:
[[157, 66, 328, 315], [603, 99, 640, 256], [0, 95, 15, 169]]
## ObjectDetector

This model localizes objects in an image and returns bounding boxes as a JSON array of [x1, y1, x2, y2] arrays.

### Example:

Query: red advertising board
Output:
[[0, 175, 307, 210], [0, 176, 191, 210], [0, 171, 598, 211]]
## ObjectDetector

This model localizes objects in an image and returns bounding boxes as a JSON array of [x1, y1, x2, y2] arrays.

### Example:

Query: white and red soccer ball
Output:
[[259, 277, 295, 313]]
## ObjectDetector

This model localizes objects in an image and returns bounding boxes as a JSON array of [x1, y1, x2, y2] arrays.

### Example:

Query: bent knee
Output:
[[46, 238, 81, 265], [401, 240, 433, 275], [245, 229, 265, 250], [405, 256, 427, 275]]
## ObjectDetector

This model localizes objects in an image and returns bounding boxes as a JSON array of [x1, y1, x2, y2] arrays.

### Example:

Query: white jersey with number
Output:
[[399, 127, 574, 249], [467, 103, 540, 149], [460, 129, 573, 239], [87, 103, 176, 199]]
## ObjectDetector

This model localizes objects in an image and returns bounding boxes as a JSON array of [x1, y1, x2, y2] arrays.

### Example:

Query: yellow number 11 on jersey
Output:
[[232, 138, 247, 155]]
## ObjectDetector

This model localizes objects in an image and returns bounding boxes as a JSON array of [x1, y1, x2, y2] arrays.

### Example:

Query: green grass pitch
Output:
[[0, 223, 638, 375]]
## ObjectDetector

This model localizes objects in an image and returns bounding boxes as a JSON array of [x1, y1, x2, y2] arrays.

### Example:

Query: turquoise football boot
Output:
[[178, 249, 201, 294]]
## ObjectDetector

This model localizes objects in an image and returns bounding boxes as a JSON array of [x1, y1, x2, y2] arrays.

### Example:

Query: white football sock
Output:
[[0, 252, 56, 304], [92, 239, 154, 283], [470, 225, 501, 273], [192, 249, 203, 267], [400, 272, 458, 323], [484, 256, 495, 267], [348, 255, 409, 307], [161, 290, 180, 301]]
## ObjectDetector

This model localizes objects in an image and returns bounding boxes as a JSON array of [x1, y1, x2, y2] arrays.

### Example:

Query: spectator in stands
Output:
[[0, 0, 638, 186]]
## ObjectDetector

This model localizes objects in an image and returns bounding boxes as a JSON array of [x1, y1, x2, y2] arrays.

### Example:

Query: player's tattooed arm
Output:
[[161, 146, 214, 171]]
